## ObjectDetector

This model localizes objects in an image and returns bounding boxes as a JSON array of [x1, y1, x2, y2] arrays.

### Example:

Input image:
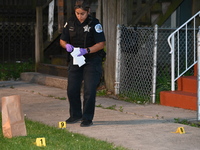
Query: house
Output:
[[1, 0, 200, 109]]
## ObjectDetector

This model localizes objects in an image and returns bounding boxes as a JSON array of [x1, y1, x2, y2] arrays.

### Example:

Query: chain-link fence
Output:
[[115, 25, 196, 103], [116, 25, 155, 103]]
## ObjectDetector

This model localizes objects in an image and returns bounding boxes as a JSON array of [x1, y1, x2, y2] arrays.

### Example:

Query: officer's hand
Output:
[[65, 44, 74, 52], [78, 48, 88, 56]]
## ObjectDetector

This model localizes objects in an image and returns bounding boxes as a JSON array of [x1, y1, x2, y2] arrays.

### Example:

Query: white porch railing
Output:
[[168, 11, 200, 91]]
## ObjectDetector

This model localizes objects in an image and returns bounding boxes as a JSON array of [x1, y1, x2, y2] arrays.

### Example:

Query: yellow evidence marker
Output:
[[172, 127, 185, 134], [35, 137, 46, 147], [59, 121, 66, 129]]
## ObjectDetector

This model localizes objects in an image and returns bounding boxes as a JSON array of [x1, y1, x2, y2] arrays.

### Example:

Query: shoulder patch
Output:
[[64, 22, 68, 28], [95, 24, 103, 33]]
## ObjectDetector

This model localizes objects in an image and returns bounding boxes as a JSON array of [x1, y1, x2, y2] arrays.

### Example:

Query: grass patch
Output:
[[155, 75, 171, 104], [174, 118, 200, 128], [47, 95, 67, 100], [119, 106, 124, 112], [96, 89, 107, 96], [0, 116, 127, 150], [95, 104, 124, 112], [105, 104, 117, 110], [118, 92, 149, 104], [56, 97, 67, 100]]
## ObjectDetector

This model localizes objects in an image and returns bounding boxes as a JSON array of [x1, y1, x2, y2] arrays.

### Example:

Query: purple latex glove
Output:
[[65, 44, 74, 52], [77, 48, 88, 56]]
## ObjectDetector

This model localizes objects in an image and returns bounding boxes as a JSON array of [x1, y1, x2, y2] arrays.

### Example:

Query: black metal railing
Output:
[[0, 8, 35, 63]]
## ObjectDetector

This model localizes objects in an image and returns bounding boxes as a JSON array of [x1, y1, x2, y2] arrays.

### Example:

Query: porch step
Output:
[[177, 76, 197, 93], [37, 63, 68, 78], [160, 91, 197, 110], [20, 72, 67, 89], [160, 64, 197, 110]]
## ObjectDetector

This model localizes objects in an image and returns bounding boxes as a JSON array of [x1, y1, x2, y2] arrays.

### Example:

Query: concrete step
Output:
[[160, 64, 197, 110], [160, 90, 197, 110], [177, 76, 197, 93], [20, 72, 67, 90], [37, 63, 68, 78]]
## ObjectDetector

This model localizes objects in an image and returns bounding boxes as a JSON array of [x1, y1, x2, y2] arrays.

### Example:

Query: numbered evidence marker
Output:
[[36, 137, 46, 147], [59, 121, 66, 129], [172, 127, 186, 134]]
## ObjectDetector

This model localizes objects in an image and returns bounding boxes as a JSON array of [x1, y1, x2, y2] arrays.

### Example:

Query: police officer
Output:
[[60, 0, 106, 127]]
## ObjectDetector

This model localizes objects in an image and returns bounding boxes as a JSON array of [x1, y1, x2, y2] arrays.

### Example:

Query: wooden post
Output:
[[96, 0, 101, 21], [66, 0, 75, 19], [35, 6, 43, 70], [103, 0, 127, 92], [58, 0, 64, 33]]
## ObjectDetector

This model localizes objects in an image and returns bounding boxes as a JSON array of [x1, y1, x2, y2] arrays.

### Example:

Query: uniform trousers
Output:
[[67, 54, 102, 121]]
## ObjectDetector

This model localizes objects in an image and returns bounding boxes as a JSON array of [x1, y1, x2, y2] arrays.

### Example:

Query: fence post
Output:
[[152, 24, 158, 103], [197, 26, 200, 120], [115, 25, 121, 95], [171, 35, 175, 91], [35, 6, 43, 70]]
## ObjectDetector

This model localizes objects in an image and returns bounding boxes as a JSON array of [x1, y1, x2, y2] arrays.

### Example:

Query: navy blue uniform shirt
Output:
[[60, 15, 105, 49]]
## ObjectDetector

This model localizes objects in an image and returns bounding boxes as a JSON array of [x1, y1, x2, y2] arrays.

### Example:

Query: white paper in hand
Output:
[[71, 47, 86, 67]]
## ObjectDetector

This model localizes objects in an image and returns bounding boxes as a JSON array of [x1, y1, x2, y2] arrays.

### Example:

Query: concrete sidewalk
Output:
[[0, 80, 199, 150]]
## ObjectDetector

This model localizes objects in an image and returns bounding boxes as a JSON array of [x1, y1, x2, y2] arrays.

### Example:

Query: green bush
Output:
[[0, 62, 35, 81]]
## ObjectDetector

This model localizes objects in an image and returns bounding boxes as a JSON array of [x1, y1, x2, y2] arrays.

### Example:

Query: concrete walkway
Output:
[[0, 80, 199, 150]]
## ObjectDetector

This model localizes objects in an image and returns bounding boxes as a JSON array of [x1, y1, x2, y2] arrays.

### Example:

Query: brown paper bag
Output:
[[1, 95, 27, 138]]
